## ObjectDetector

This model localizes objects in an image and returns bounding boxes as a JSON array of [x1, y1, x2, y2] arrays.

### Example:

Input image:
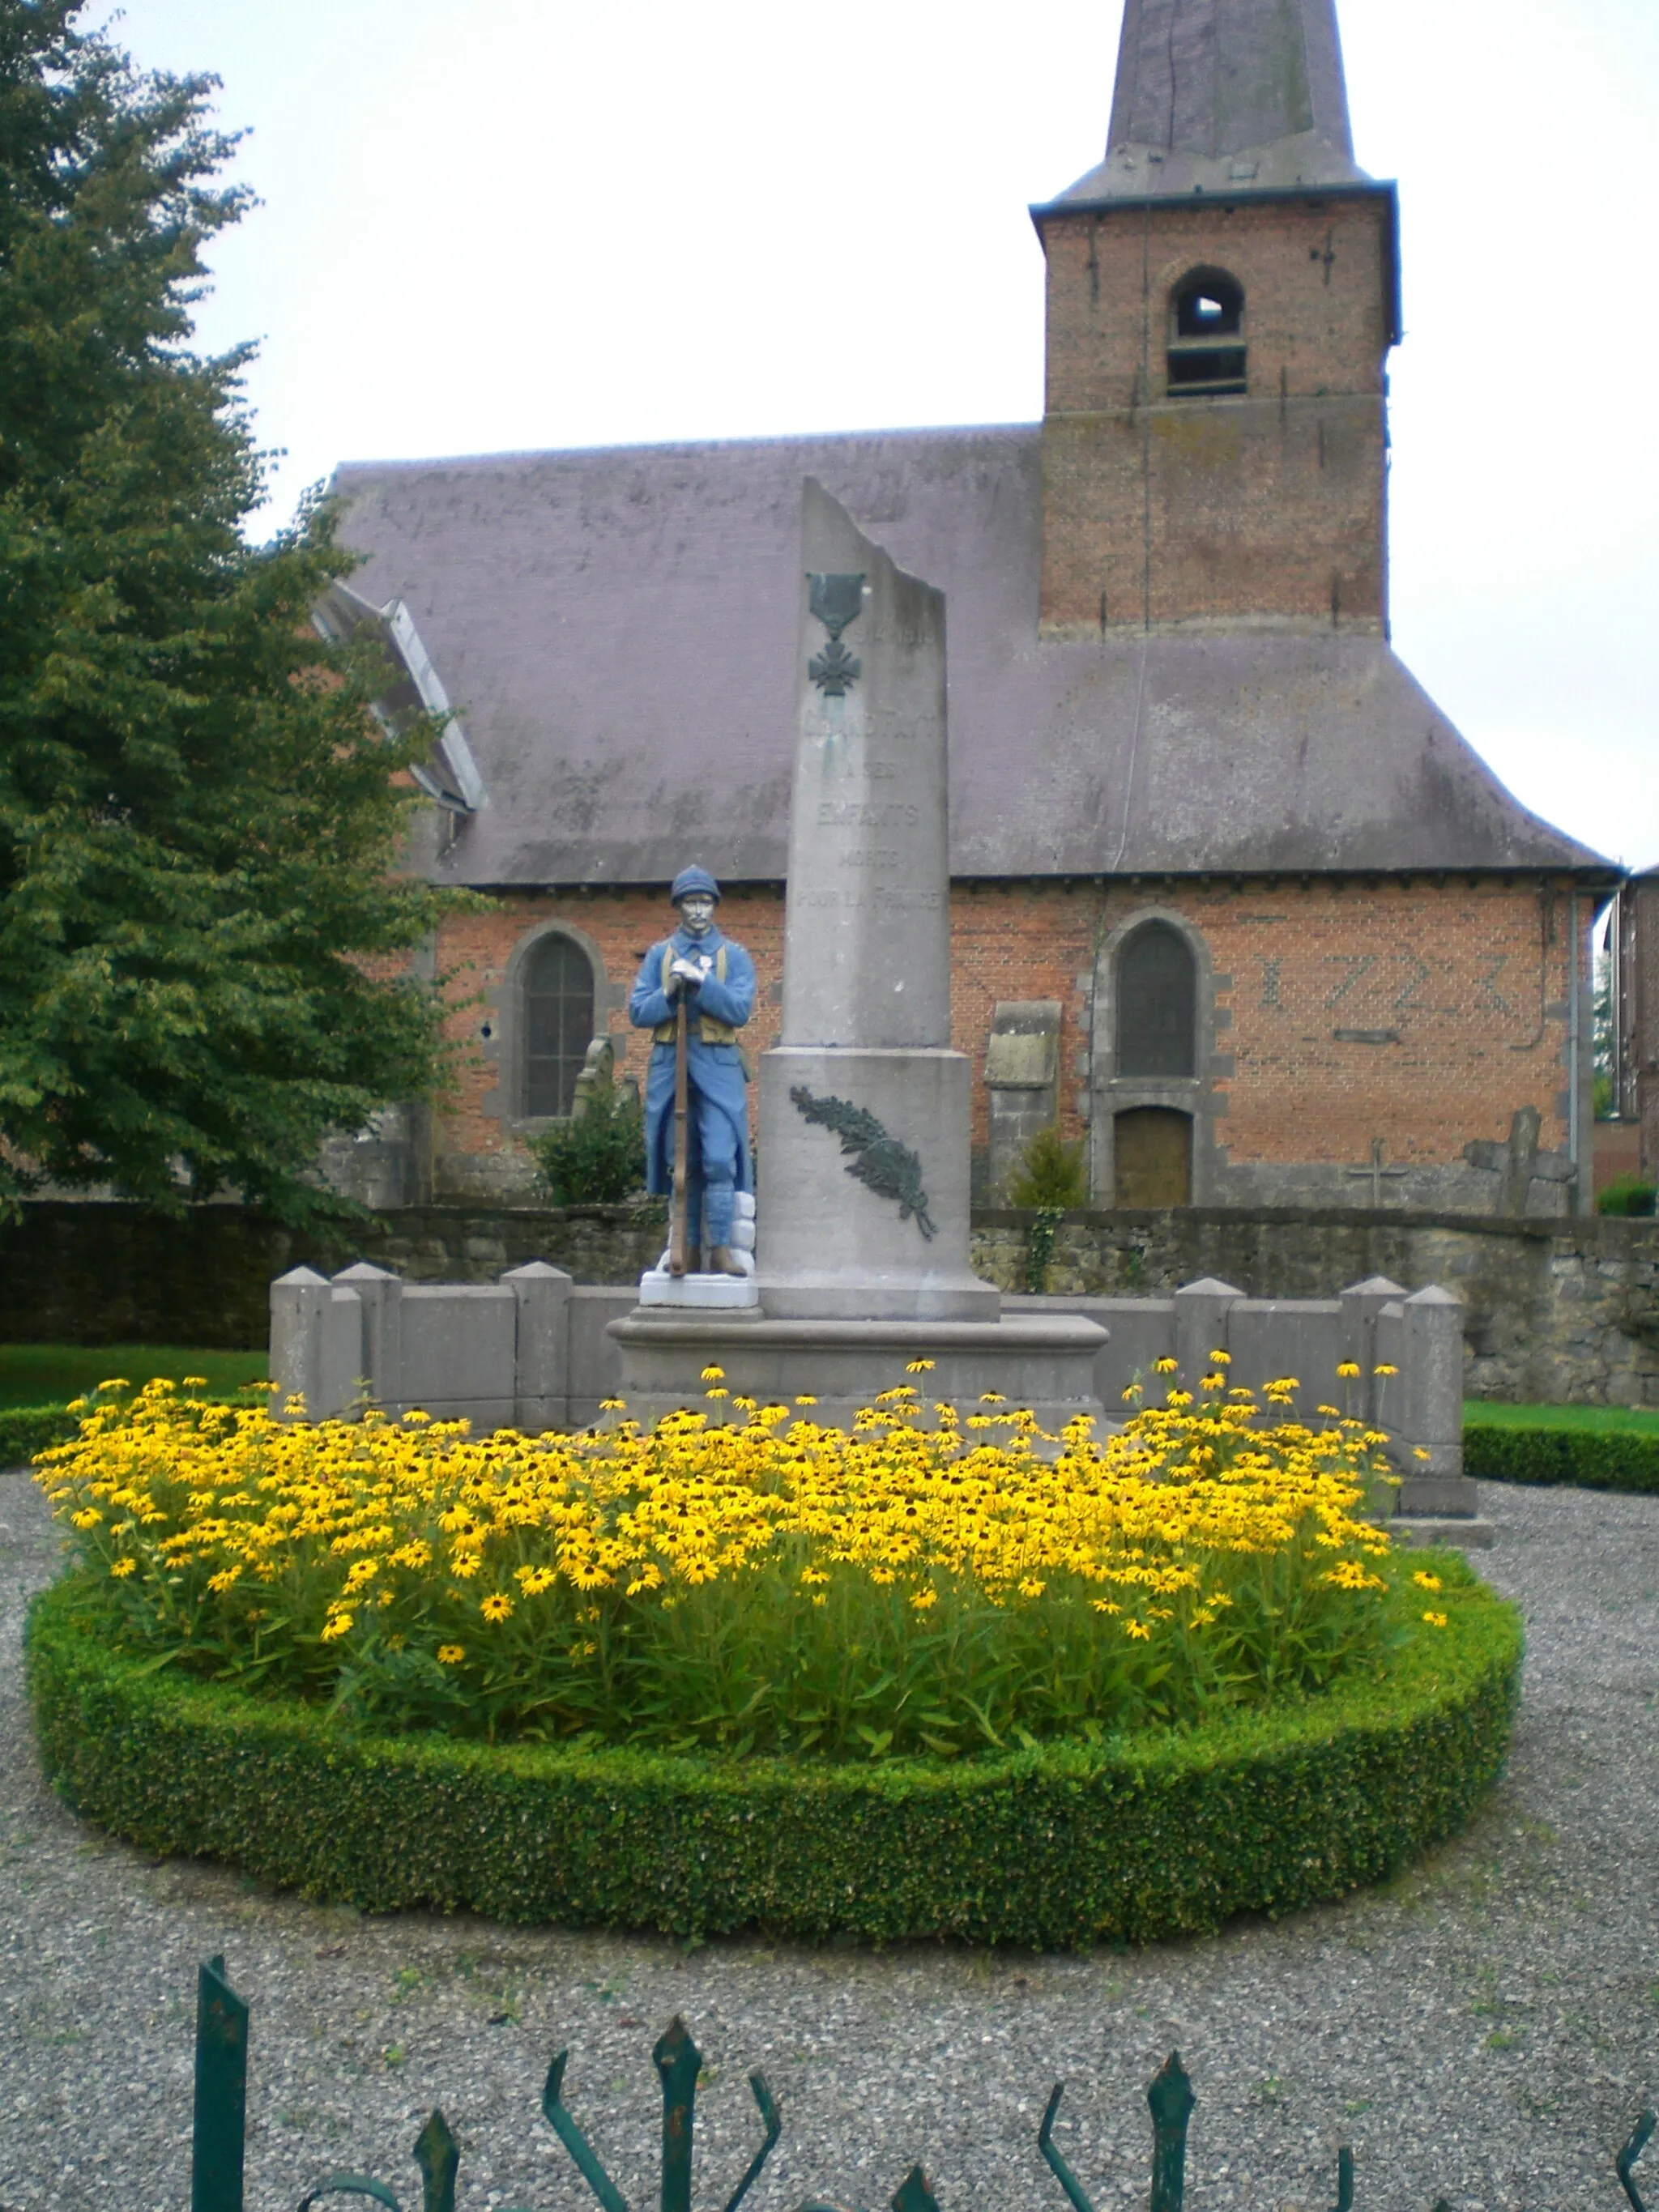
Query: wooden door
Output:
[[1114, 1108, 1192, 1207]]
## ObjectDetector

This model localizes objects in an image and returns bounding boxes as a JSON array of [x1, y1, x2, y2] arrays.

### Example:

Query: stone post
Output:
[[1392, 1284, 1485, 1529], [1172, 1276, 1243, 1380], [331, 1261, 403, 1412], [506, 1261, 574, 1431], [1339, 1274, 1408, 1426], [269, 1266, 363, 1421], [757, 479, 996, 1321]]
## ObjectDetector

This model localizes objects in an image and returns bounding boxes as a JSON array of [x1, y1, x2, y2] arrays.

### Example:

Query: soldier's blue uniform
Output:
[[629, 918, 755, 1251]]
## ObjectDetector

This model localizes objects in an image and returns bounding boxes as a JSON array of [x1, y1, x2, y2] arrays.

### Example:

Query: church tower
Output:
[[1032, 0, 1399, 635]]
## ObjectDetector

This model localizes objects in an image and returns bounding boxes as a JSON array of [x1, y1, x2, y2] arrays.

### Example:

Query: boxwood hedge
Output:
[[1465, 1420, 1659, 1496], [0, 1404, 78, 1468], [25, 1559, 1521, 1947]]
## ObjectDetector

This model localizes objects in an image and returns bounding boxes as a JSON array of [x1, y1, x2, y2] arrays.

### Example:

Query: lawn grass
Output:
[[0, 1344, 267, 1412], [1465, 1397, 1659, 1435]]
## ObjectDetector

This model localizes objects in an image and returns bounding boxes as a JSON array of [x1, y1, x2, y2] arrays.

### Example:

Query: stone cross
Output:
[[1345, 1137, 1410, 1207], [1462, 1104, 1576, 1217]]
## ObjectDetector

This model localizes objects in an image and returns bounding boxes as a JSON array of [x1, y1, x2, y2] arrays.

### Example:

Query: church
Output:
[[320, 0, 1618, 1217]]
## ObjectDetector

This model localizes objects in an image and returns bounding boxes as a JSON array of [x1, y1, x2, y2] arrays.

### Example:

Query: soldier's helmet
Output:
[[670, 865, 721, 906]]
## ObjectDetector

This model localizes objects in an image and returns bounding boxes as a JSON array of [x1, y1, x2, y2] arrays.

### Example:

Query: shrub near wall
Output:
[[26, 1562, 1520, 1946], [1465, 1423, 1659, 1497]]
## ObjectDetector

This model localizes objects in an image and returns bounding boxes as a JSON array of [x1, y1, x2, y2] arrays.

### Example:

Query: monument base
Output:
[[637, 1269, 759, 1311], [606, 1309, 1108, 1436]]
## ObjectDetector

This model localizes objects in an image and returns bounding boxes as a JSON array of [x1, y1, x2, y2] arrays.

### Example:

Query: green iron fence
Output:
[[185, 1958, 1654, 2212]]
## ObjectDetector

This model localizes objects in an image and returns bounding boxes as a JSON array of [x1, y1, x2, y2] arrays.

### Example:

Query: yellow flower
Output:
[[1413, 1447, 1432, 1461], [109, 1556, 137, 1578], [207, 1569, 240, 1595], [906, 1359, 936, 1374], [437, 1644, 465, 1664], [599, 1396, 627, 1411], [979, 1392, 1007, 1405], [1412, 1570, 1442, 1592], [700, 1366, 725, 1383], [909, 1586, 938, 1610], [1422, 1610, 1448, 1628], [795, 1396, 817, 1407], [1154, 1357, 1179, 1375], [70, 1509, 102, 1529], [182, 1375, 208, 1388], [706, 1387, 729, 1401], [320, 1611, 354, 1642], [1337, 1362, 1361, 1379], [1207, 1349, 1230, 1366], [1373, 1362, 1398, 1377], [480, 1592, 513, 1622]]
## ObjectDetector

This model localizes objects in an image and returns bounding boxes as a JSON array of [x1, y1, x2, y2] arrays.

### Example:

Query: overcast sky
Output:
[[110, 0, 1659, 877]]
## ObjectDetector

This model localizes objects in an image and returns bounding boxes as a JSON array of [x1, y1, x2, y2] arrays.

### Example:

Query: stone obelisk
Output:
[[607, 481, 1103, 1430], [757, 481, 997, 1321]]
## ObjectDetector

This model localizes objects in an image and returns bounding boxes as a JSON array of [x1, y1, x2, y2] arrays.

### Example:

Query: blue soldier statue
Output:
[[628, 866, 756, 1274]]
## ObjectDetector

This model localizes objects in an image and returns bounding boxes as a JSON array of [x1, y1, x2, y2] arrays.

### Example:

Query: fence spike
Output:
[[719, 2071, 783, 2212], [1038, 2082, 1097, 2212], [1328, 2143, 1354, 2212], [1618, 2108, 1656, 2212], [192, 1955, 249, 2212], [414, 2112, 458, 2212], [296, 2178, 403, 2210], [891, 2166, 941, 2212], [543, 2049, 631, 2212], [655, 2016, 703, 2212], [1146, 2053, 1193, 2212]]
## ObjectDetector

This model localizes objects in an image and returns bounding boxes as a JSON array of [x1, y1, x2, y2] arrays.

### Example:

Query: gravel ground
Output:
[[1, 1470, 1654, 2212]]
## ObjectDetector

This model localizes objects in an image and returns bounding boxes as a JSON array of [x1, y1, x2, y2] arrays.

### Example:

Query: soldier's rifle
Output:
[[667, 986, 690, 1276]]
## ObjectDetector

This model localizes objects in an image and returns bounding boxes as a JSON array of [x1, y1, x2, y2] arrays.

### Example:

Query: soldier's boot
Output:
[[684, 1246, 702, 1275], [706, 1246, 743, 1276]]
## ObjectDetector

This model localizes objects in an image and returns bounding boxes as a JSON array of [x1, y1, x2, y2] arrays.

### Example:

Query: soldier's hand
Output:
[[669, 957, 705, 989]]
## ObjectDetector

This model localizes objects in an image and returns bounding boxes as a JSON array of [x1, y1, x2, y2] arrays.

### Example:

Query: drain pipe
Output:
[[1567, 888, 1582, 1212]]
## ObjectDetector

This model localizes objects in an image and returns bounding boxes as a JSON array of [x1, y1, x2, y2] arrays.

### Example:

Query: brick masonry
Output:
[[1036, 194, 1392, 633], [427, 874, 1589, 1213]]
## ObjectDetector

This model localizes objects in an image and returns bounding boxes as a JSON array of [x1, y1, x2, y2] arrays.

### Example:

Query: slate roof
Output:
[[331, 426, 1610, 889], [1047, 0, 1367, 204]]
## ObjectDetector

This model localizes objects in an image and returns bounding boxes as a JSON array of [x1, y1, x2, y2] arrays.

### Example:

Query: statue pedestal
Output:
[[606, 1308, 1107, 1437], [757, 1046, 996, 1321]]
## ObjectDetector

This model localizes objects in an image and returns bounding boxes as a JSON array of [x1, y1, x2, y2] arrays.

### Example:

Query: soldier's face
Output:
[[679, 893, 715, 936]]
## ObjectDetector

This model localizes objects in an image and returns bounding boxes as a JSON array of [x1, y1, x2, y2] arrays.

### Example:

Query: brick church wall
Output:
[[1037, 194, 1392, 633], [427, 873, 1585, 1213]]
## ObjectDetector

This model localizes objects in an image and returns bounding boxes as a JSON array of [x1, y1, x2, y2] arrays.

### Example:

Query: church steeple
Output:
[[1030, 0, 1398, 636], [1057, 0, 1367, 203]]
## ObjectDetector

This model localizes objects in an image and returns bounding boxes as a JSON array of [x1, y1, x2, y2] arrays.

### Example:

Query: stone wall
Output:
[[0, 1201, 663, 1352], [974, 1208, 1659, 1408], [6, 1198, 1655, 1407]]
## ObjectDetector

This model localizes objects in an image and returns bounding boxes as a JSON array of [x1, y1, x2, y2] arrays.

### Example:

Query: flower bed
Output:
[[23, 1368, 1522, 1942]]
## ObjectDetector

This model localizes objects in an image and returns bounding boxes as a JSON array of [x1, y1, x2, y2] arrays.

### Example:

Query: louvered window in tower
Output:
[[1167, 270, 1247, 396], [1117, 922, 1196, 1077], [524, 935, 595, 1118]]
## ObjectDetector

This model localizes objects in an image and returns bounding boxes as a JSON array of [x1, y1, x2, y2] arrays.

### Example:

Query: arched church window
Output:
[[1116, 922, 1197, 1077], [523, 933, 596, 1118], [1167, 269, 1247, 396]]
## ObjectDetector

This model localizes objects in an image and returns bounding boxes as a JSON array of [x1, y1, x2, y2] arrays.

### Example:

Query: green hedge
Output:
[[1465, 1421, 1659, 1495], [0, 1404, 77, 1468], [25, 1564, 1522, 1946]]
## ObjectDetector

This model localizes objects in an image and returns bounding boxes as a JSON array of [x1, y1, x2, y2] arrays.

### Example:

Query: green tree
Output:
[[0, 2, 460, 1220]]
